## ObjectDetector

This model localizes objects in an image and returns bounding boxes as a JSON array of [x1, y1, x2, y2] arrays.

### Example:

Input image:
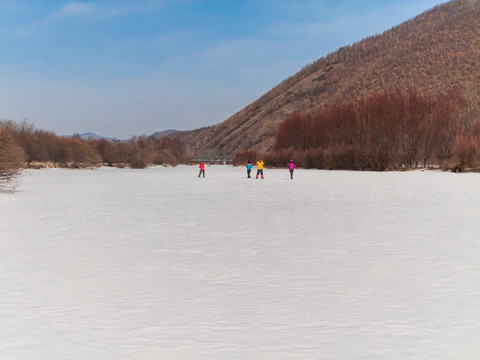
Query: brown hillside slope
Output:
[[177, 0, 480, 157]]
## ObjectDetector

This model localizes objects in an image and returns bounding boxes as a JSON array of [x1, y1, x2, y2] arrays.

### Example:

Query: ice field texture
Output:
[[1, 165, 480, 359]]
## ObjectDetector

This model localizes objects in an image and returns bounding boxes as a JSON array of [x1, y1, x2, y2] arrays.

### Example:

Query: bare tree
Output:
[[0, 124, 26, 192]]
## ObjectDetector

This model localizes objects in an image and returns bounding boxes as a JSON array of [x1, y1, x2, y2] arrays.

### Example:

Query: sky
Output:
[[1, 0, 445, 139]]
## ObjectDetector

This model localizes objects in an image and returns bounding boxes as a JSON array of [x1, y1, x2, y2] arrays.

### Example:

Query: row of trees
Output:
[[0, 120, 190, 171], [232, 149, 258, 166], [239, 88, 479, 171]]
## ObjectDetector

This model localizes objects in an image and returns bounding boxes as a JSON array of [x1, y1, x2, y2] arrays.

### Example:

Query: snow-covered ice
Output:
[[1, 165, 480, 359]]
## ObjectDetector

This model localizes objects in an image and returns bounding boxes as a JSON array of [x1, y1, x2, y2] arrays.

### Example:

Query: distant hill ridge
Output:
[[176, 0, 480, 156], [78, 132, 114, 141], [151, 129, 178, 138], [66, 130, 178, 142]]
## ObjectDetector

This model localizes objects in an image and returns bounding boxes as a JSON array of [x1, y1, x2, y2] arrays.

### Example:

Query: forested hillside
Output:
[[177, 0, 480, 157]]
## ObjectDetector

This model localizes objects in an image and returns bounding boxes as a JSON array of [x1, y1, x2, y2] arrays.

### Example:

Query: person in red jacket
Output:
[[198, 162, 205, 177]]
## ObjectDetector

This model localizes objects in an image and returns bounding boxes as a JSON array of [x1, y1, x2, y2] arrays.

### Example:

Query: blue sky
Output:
[[1, 0, 445, 138]]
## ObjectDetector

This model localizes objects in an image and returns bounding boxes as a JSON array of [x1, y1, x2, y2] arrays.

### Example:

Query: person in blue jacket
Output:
[[246, 161, 253, 178]]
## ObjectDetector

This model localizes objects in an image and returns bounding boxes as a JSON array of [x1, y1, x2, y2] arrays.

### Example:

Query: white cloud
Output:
[[47, 0, 168, 22], [50, 1, 97, 20], [200, 38, 279, 64]]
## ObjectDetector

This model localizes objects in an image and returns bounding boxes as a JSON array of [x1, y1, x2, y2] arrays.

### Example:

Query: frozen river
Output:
[[1, 165, 480, 359]]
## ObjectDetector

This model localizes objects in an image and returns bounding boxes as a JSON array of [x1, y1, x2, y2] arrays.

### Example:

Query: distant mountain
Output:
[[151, 129, 178, 138], [65, 130, 178, 141], [77, 132, 115, 141], [176, 0, 480, 156]]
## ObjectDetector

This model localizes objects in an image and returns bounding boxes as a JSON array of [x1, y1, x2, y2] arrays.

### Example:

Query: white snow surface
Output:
[[2, 165, 480, 359]]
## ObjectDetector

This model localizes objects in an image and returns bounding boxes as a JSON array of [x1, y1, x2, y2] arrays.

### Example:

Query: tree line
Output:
[[235, 88, 480, 171], [0, 120, 190, 177]]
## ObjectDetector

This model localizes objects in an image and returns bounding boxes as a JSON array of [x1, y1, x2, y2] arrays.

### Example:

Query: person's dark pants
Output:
[[290, 169, 294, 179], [198, 170, 205, 177], [256, 169, 263, 179], [247, 170, 251, 178]]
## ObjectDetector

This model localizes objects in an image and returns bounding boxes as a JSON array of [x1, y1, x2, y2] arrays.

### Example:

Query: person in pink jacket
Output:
[[288, 160, 295, 179]]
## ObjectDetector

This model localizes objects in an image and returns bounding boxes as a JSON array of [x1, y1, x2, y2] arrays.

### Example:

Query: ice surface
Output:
[[1, 165, 480, 359]]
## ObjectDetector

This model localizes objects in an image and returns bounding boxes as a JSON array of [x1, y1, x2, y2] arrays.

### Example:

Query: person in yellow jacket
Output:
[[256, 159, 264, 179]]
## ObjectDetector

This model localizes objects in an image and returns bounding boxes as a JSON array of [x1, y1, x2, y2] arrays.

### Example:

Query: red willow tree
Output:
[[265, 88, 476, 170]]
